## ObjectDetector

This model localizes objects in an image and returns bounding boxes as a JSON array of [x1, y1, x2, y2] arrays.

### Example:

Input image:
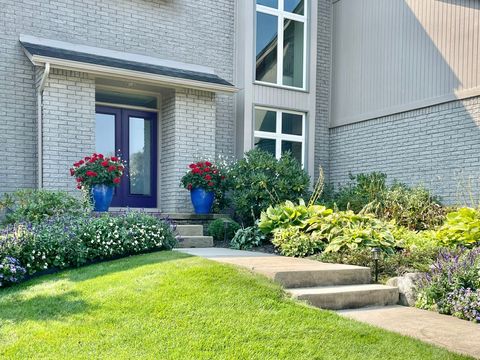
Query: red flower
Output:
[[205, 161, 212, 167], [73, 162, 79, 168], [89, 158, 96, 163], [113, 177, 121, 184], [101, 160, 109, 167], [110, 156, 118, 161], [208, 181, 214, 187], [221, 176, 226, 180], [204, 175, 212, 181], [192, 167, 201, 174], [187, 183, 193, 190], [204, 167, 211, 173], [213, 169, 218, 174], [69, 168, 75, 176], [76, 177, 84, 183], [77, 185, 82, 190], [84, 156, 91, 161], [78, 160, 85, 165], [196, 162, 203, 167], [98, 154, 104, 159], [117, 165, 124, 171], [108, 165, 116, 172], [189, 163, 197, 169], [86, 170, 97, 177]]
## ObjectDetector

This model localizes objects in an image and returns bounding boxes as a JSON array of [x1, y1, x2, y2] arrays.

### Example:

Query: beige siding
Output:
[[331, 0, 480, 127]]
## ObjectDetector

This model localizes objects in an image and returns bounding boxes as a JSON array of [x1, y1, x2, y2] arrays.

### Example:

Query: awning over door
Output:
[[20, 35, 237, 94]]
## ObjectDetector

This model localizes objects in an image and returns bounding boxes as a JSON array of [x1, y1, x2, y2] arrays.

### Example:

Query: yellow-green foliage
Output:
[[435, 207, 480, 247]]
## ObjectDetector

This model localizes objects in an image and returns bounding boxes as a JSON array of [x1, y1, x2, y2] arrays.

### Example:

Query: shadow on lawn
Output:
[[0, 291, 93, 323]]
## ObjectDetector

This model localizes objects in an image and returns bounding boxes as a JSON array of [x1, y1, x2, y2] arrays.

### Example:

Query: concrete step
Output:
[[272, 267, 371, 288], [175, 236, 213, 248], [176, 225, 204, 237], [287, 284, 399, 310]]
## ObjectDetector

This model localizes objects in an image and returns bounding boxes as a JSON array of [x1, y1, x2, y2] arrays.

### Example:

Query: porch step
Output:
[[175, 236, 213, 248], [287, 284, 399, 310], [176, 225, 204, 237]]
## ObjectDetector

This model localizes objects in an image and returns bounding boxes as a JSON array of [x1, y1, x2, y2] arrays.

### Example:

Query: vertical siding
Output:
[[332, 0, 480, 127]]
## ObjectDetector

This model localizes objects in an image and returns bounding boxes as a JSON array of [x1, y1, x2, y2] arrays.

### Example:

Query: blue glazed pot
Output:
[[190, 188, 215, 214], [91, 184, 114, 212]]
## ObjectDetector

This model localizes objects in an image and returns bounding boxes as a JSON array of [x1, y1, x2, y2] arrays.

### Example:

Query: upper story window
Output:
[[255, 0, 306, 89]]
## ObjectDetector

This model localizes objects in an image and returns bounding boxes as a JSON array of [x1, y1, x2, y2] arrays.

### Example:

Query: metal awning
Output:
[[20, 35, 237, 94]]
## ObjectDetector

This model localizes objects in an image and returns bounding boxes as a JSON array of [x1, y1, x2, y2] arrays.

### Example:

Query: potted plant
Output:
[[70, 153, 125, 212], [181, 161, 227, 214]]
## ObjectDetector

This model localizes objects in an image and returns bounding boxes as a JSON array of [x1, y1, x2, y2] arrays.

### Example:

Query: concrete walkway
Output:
[[177, 247, 480, 359]]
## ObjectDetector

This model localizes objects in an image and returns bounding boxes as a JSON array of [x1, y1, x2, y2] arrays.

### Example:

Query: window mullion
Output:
[[277, 12, 284, 86], [275, 111, 282, 159]]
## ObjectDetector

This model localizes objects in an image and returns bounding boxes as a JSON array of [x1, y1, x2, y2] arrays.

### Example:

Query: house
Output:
[[1, 0, 479, 212]]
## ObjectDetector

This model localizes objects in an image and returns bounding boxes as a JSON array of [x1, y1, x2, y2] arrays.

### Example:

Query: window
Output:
[[255, 0, 306, 89], [254, 107, 305, 165]]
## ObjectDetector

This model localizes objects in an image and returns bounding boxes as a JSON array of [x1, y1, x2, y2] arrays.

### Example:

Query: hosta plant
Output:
[[230, 226, 265, 250], [435, 207, 480, 248]]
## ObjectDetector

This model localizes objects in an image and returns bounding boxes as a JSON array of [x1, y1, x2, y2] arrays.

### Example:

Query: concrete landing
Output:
[[340, 305, 480, 359]]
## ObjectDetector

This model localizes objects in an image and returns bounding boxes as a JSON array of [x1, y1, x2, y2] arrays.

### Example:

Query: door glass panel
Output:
[[256, 12, 278, 83], [282, 140, 302, 163], [283, 19, 304, 88], [129, 117, 152, 196], [285, 0, 304, 15], [95, 113, 116, 157], [282, 113, 303, 135], [255, 109, 277, 132], [254, 137, 276, 157]]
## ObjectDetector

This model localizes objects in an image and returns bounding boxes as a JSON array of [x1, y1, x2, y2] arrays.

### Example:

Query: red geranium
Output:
[[180, 160, 228, 193], [204, 175, 212, 181], [71, 153, 126, 189]]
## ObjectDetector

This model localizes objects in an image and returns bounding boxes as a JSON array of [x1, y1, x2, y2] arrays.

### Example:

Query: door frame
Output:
[[96, 106, 158, 208]]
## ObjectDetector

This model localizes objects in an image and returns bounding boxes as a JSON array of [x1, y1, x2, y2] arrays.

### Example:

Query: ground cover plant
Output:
[[0, 212, 176, 287], [207, 218, 240, 242], [0, 251, 468, 359]]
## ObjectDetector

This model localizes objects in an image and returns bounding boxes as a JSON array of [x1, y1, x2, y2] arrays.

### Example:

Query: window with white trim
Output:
[[254, 107, 305, 165], [255, 0, 307, 89]]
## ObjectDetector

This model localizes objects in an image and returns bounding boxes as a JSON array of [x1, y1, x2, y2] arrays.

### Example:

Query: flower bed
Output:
[[0, 212, 176, 288]]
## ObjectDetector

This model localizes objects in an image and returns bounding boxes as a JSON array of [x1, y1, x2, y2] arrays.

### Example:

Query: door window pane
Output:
[[95, 113, 116, 157], [283, 19, 304, 88], [282, 113, 303, 135], [285, 0, 304, 14], [282, 140, 302, 163], [254, 137, 276, 157], [129, 117, 152, 196], [256, 12, 278, 84], [255, 109, 277, 132], [256, 0, 278, 8]]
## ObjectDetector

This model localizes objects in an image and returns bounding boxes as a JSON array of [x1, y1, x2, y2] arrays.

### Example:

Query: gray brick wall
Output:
[[329, 96, 480, 205], [160, 89, 216, 212], [314, 0, 332, 181], [41, 69, 95, 191], [0, 0, 235, 194]]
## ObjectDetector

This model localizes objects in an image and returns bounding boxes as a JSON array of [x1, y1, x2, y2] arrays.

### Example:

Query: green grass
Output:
[[0, 251, 469, 359]]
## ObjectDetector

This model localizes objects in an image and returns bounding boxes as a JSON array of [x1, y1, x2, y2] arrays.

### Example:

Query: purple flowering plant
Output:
[[0, 256, 26, 287]]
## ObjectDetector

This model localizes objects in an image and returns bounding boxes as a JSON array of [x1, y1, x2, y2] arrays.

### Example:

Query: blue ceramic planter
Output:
[[190, 188, 215, 214], [91, 184, 114, 212]]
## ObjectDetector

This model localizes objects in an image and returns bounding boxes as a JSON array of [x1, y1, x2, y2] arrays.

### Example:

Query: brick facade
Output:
[[329, 96, 480, 204]]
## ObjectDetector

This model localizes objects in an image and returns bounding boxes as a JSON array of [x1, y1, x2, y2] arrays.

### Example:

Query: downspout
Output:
[[37, 62, 50, 189]]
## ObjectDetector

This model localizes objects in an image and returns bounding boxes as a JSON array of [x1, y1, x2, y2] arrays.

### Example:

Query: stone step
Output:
[[272, 267, 372, 288], [175, 236, 213, 248], [176, 225, 204, 237], [287, 284, 399, 310]]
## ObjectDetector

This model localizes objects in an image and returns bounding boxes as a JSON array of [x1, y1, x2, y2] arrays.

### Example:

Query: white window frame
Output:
[[254, 106, 306, 166], [255, 0, 308, 90]]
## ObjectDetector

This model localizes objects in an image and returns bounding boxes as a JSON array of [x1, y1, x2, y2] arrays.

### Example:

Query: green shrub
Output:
[[0, 189, 87, 225], [230, 226, 265, 250], [272, 226, 325, 257], [258, 200, 332, 234], [207, 218, 241, 241], [230, 149, 310, 225], [392, 226, 439, 251], [0, 212, 176, 286], [435, 207, 480, 248]]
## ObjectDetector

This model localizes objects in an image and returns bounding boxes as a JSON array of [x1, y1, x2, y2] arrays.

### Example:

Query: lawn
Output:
[[0, 251, 469, 359]]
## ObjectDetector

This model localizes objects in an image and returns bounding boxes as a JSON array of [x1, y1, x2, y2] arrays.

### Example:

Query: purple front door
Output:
[[95, 106, 157, 208]]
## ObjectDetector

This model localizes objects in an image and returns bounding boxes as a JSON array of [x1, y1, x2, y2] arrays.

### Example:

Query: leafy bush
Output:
[[0, 256, 26, 287], [321, 173, 445, 231], [230, 226, 265, 250], [0, 212, 176, 287], [416, 247, 480, 322], [0, 189, 87, 225], [435, 208, 480, 248], [392, 226, 439, 251], [258, 200, 332, 234], [207, 218, 241, 241], [272, 226, 325, 257], [230, 149, 310, 225]]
